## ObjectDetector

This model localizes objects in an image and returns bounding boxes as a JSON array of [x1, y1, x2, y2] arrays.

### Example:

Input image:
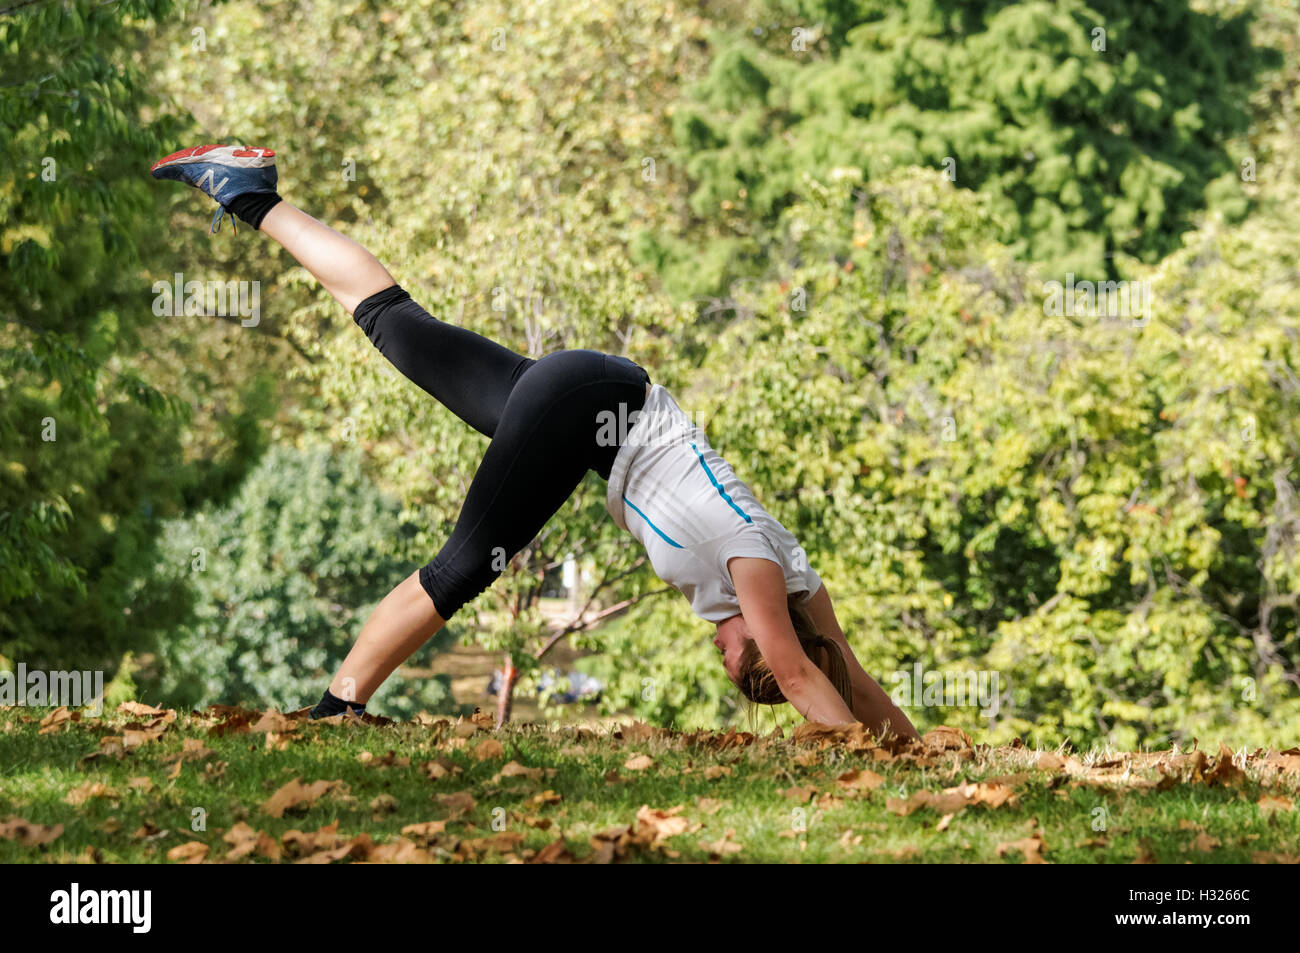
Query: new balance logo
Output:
[[196, 168, 230, 197]]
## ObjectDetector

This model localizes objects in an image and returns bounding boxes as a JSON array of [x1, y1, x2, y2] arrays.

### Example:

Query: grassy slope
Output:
[[1, 704, 1298, 864]]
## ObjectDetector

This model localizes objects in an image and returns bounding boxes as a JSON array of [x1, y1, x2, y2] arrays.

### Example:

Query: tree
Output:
[[152, 444, 459, 715], [0, 0, 268, 672], [652, 0, 1274, 294]]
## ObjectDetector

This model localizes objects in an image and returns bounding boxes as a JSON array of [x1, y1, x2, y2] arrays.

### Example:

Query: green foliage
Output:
[[151, 444, 459, 716], [596, 163, 1300, 748], [0, 0, 269, 672], [657, 0, 1275, 291]]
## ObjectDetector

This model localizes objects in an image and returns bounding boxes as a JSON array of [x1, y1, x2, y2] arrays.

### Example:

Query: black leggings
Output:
[[352, 284, 650, 619]]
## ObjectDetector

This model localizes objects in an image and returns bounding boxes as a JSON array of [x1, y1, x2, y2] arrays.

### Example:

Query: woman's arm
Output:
[[802, 583, 921, 742], [728, 557, 857, 725]]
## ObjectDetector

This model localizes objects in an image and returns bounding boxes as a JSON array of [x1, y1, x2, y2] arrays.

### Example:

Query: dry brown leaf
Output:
[[357, 749, 411, 769], [996, 831, 1047, 864], [836, 768, 885, 793], [495, 760, 543, 782], [370, 794, 399, 818], [39, 707, 76, 734], [367, 837, 433, 864], [249, 708, 298, 734], [422, 756, 460, 781], [1251, 851, 1300, 864], [624, 754, 654, 771], [295, 833, 374, 864], [1205, 744, 1246, 787], [635, 805, 693, 841], [399, 820, 449, 842], [223, 822, 282, 861], [1036, 751, 1068, 771], [699, 829, 744, 857], [64, 781, 116, 806], [779, 784, 818, 802], [1258, 795, 1294, 817], [0, 816, 63, 847], [472, 738, 506, 761], [118, 701, 172, 718], [531, 836, 577, 864], [877, 845, 919, 860], [435, 791, 477, 818], [922, 726, 974, 751], [167, 841, 209, 864], [260, 778, 343, 818], [1184, 832, 1221, 853]]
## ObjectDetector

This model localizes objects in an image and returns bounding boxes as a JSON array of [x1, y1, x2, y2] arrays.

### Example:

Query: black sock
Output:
[[224, 191, 282, 230], [309, 687, 366, 720]]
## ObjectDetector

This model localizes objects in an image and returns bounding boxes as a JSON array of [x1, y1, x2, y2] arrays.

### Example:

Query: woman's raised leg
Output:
[[259, 202, 398, 315]]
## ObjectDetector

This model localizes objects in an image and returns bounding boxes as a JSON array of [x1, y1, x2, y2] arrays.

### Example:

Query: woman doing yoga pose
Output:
[[150, 144, 918, 739]]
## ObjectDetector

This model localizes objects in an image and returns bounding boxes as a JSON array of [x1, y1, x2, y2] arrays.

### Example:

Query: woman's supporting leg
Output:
[[258, 202, 397, 315], [321, 352, 645, 709], [327, 569, 445, 705]]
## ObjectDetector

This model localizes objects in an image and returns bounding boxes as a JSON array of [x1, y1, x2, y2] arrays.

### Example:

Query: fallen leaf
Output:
[[260, 779, 343, 818], [635, 805, 693, 842], [531, 836, 577, 864], [119, 701, 172, 718], [1184, 832, 1221, 853], [167, 841, 209, 864], [358, 749, 411, 769], [223, 822, 282, 862], [836, 768, 884, 793], [494, 761, 543, 782], [435, 791, 477, 818], [779, 784, 818, 802], [64, 781, 116, 806], [1258, 795, 1294, 817], [472, 738, 505, 761], [250, 708, 298, 733], [624, 754, 654, 771], [399, 820, 449, 842], [922, 726, 974, 751], [0, 816, 63, 847], [996, 831, 1047, 864], [367, 837, 433, 863]]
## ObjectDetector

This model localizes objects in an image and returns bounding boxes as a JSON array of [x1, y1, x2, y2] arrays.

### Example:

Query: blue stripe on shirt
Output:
[[690, 442, 752, 524], [622, 495, 684, 548]]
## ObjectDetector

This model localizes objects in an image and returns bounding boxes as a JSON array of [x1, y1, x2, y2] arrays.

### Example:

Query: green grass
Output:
[[1, 705, 1297, 863]]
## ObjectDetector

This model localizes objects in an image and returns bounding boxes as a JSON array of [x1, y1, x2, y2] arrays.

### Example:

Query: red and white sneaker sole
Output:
[[150, 144, 276, 174]]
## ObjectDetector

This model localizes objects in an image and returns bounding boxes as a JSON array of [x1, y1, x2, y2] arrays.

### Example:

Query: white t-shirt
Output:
[[604, 384, 822, 622]]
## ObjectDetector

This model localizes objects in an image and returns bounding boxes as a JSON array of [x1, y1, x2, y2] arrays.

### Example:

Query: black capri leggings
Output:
[[352, 284, 650, 619]]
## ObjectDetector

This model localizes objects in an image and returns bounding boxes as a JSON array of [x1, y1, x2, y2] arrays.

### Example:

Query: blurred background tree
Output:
[[646, 0, 1275, 296]]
